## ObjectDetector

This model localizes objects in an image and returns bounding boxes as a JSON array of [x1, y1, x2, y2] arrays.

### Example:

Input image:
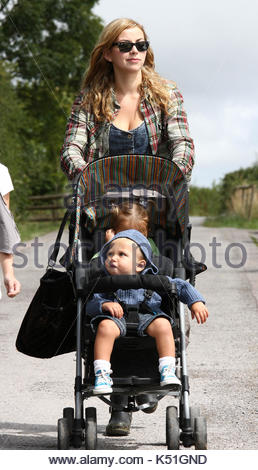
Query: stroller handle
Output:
[[82, 274, 177, 296]]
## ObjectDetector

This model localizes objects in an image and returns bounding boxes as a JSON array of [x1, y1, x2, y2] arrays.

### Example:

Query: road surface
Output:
[[0, 218, 257, 450]]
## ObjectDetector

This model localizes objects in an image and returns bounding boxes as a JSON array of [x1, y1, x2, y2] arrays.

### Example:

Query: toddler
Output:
[[86, 230, 208, 394]]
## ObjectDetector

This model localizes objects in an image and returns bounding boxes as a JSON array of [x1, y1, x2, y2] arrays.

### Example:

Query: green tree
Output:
[[0, 0, 103, 194], [0, 60, 52, 215], [0, 61, 30, 214], [0, 61, 23, 170]]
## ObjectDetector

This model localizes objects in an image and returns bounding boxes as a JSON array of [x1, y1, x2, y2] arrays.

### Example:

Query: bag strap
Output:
[[47, 209, 71, 267]]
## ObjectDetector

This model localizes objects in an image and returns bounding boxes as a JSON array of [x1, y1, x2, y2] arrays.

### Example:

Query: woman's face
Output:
[[104, 26, 147, 74]]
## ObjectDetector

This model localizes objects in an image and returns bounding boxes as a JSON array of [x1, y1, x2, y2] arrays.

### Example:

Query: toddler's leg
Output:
[[146, 317, 181, 388], [146, 317, 175, 357], [94, 319, 120, 361], [93, 319, 120, 395]]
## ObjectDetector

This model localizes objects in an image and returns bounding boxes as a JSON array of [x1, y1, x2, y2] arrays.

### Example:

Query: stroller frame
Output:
[[57, 155, 207, 450]]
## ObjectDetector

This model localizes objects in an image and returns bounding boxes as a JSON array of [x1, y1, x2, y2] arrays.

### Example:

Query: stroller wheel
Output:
[[190, 406, 200, 432], [194, 417, 207, 450], [63, 407, 74, 436], [85, 407, 97, 450], [57, 418, 70, 450], [166, 406, 180, 450]]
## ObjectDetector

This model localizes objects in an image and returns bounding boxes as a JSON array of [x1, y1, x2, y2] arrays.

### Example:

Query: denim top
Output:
[[109, 121, 150, 155]]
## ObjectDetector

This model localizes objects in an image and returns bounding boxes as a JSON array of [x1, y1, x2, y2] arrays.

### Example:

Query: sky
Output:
[[93, 0, 258, 187]]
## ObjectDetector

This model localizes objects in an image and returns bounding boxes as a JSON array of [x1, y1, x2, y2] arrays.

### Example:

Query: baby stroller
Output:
[[57, 154, 207, 450]]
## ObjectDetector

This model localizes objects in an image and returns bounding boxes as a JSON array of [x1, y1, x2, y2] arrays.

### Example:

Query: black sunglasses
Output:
[[112, 40, 149, 53]]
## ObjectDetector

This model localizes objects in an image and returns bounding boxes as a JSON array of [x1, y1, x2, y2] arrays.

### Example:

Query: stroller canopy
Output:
[[71, 155, 188, 259]]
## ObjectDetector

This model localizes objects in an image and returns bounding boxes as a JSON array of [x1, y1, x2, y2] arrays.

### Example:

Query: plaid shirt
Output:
[[60, 83, 195, 184]]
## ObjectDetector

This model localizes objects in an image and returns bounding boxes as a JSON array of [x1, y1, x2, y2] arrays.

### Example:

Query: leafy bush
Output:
[[189, 184, 223, 216], [220, 163, 258, 211], [189, 163, 258, 217]]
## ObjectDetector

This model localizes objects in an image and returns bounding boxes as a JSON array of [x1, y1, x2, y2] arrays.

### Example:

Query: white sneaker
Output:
[[93, 369, 113, 395], [160, 364, 181, 388]]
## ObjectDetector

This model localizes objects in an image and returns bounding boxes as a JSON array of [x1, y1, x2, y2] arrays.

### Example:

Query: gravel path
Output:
[[0, 219, 257, 450]]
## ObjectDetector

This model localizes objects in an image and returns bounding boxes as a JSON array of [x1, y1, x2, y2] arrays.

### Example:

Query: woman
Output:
[[60, 18, 195, 186], [60, 17, 195, 437], [0, 163, 21, 299]]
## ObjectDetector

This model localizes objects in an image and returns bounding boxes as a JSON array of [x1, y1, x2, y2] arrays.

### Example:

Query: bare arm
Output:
[[3, 192, 10, 208], [0, 253, 21, 297]]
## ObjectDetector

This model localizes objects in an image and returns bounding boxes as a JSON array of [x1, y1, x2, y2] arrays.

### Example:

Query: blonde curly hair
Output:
[[81, 18, 173, 122], [110, 202, 149, 237]]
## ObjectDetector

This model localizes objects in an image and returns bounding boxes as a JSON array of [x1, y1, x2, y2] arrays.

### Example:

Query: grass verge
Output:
[[203, 215, 258, 229], [17, 221, 60, 242], [251, 236, 258, 247]]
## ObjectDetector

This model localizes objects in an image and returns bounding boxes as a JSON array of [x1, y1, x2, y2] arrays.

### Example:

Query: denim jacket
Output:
[[60, 83, 195, 184], [86, 276, 205, 318]]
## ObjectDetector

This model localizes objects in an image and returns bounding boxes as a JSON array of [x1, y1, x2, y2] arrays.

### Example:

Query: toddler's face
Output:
[[104, 238, 146, 275]]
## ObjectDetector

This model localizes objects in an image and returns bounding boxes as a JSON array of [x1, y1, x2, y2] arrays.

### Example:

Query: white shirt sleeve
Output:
[[0, 164, 14, 196]]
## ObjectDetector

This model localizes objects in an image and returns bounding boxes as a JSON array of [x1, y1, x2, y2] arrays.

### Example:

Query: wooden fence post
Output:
[[28, 193, 69, 222]]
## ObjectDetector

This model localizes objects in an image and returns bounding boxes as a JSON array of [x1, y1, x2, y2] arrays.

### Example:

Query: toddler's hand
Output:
[[102, 302, 124, 318], [190, 302, 209, 324], [105, 229, 115, 242]]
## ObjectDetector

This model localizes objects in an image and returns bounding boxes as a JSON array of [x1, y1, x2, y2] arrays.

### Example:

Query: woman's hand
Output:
[[102, 302, 124, 318], [1, 253, 21, 298], [190, 302, 209, 324], [4, 276, 21, 298]]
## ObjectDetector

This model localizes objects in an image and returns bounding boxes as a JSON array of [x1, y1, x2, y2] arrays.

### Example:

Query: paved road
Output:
[[0, 219, 257, 450]]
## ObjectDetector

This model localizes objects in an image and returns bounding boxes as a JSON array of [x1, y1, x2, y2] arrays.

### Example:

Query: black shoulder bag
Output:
[[16, 210, 77, 358]]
